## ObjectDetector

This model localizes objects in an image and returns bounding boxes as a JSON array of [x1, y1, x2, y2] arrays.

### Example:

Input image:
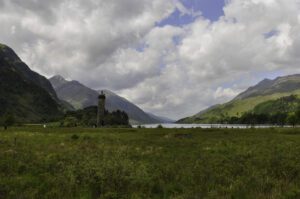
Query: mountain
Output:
[[146, 112, 175, 123], [49, 75, 68, 89], [50, 75, 97, 109], [49, 75, 161, 124], [179, 74, 300, 123], [235, 74, 300, 100], [0, 44, 63, 122], [98, 90, 162, 124]]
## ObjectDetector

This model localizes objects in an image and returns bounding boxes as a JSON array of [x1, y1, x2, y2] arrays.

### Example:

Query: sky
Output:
[[1, 0, 300, 120]]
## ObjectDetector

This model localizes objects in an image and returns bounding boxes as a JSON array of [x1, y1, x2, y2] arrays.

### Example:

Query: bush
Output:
[[156, 124, 163, 129], [63, 117, 78, 127], [1, 113, 15, 130], [71, 134, 79, 140], [287, 114, 298, 127]]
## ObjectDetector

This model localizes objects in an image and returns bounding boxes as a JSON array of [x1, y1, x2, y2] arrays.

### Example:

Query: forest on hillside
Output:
[[210, 95, 300, 126]]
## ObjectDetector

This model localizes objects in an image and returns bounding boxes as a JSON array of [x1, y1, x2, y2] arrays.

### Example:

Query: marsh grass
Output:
[[1, 127, 300, 198]]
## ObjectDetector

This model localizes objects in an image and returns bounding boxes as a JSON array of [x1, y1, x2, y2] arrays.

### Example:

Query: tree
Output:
[[272, 112, 287, 126], [287, 113, 298, 127], [63, 117, 78, 127], [296, 106, 300, 123], [156, 124, 163, 129], [2, 113, 15, 130]]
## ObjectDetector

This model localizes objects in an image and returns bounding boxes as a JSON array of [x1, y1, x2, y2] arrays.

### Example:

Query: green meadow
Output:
[[1, 127, 300, 199]]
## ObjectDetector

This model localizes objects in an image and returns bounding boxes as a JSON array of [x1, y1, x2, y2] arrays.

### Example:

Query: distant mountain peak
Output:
[[49, 76, 164, 124], [51, 75, 67, 81], [49, 75, 69, 89]]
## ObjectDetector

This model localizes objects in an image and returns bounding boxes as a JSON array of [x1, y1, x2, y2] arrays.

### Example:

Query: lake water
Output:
[[133, 123, 292, 129]]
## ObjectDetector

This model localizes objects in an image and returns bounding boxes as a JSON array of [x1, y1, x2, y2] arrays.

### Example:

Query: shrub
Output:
[[63, 117, 78, 127], [71, 134, 79, 140], [156, 124, 163, 129], [1, 113, 15, 130]]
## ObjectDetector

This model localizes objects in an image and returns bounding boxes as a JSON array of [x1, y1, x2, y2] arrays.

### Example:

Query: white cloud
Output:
[[174, 0, 202, 17], [120, 0, 300, 119], [214, 87, 241, 100], [1, 0, 300, 120]]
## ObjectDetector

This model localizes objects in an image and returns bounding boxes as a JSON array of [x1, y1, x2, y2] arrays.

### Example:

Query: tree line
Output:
[[0, 106, 130, 129], [62, 106, 130, 127], [217, 95, 300, 126]]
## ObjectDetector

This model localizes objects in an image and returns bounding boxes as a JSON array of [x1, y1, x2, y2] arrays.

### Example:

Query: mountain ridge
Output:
[[179, 74, 300, 123], [0, 43, 63, 122], [235, 74, 300, 100]]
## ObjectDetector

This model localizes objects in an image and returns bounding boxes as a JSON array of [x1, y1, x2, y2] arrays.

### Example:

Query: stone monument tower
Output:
[[97, 91, 106, 127]]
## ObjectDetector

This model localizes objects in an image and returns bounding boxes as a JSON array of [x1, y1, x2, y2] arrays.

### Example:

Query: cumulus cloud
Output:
[[0, 0, 175, 80], [1, 0, 300, 119], [121, 0, 300, 119]]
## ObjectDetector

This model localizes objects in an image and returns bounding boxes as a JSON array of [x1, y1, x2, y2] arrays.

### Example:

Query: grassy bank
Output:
[[1, 127, 300, 198]]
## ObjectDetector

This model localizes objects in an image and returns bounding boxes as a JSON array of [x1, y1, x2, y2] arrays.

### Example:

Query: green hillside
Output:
[[0, 44, 63, 123], [179, 75, 300, 124], [253, 95, 299, 115]]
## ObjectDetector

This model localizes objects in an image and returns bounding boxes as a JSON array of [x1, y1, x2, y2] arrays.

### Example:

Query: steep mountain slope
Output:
[[0, 44, 62, 122], [179, 74, 300, 123], [49, 75, 68, 89], [146, 112, 175, 123], [0, 44, 59, 101], [50, 76, 97, 109], [49, 75, 160, 124]]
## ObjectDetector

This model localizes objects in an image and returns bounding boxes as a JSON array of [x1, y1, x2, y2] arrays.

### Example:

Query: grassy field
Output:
[[1, 127, 300, 199]]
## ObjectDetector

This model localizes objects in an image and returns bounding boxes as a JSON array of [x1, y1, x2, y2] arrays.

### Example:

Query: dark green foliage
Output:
[[287, 114, 298, 127], [0, 44, 63, 123], [71, 134, 79, 140], [156, 124, 163, 128], [104, 110, 129, 126], [63, 117, 78, 127], [217, 95, 300, 125], [0, 113, 15, 130], [296, 106, 300, 119], [1, 127, 300, 198], [253, 95, 299, 114], [64, 106, 129, 127]]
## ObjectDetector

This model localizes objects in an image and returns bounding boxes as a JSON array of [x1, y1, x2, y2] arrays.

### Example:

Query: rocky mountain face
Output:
[[49, 75, 163, 124], [179, 74, 300, 123], [0, 44, 63, 122]]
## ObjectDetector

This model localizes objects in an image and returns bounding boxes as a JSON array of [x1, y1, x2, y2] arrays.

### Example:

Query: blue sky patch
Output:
[[136, 42, 149, 52], [264, 29, 279, 39], [158, 0, 225, 27]]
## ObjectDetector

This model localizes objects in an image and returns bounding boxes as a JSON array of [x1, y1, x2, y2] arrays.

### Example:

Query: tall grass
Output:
[[0, 127, 300, 198]]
